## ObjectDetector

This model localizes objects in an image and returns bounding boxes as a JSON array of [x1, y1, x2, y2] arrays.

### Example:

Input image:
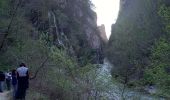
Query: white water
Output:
[[96, 59, 166, 100]]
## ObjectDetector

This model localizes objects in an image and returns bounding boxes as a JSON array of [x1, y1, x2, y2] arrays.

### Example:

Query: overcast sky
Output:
[[91, 0, 120, 39]]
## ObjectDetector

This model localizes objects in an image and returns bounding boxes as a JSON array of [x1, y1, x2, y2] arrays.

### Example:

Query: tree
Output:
[[144, 4, 170, 97]]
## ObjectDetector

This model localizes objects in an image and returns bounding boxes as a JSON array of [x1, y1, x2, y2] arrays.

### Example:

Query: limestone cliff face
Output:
[[98, 24, 108, 43], [83, 12, 101, 49], [83, 15, 104, 63], [85, 26, 101, 49], [66, 0, 102, 50], [119, 0, 126, 12], [67, 1, 103, 63], [21, 0, 103, 64], [110, 0, 163, 43], [57, 0, 104, 63]]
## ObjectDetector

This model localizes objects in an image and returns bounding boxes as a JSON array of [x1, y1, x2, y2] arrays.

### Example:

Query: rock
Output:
[[0, 91, 12, 100], [98, 24, 108, 43], [144, 85, 157, 94]]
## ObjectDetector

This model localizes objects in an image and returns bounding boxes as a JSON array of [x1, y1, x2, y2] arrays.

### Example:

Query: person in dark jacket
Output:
[[16, 63, 29, 100], [0, 71, 5, 93], [12, 69, 17, 99]]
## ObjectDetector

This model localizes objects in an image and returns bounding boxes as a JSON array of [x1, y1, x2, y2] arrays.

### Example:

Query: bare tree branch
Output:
[[30, 57, 49, 80], [0, 0, 23, 51]]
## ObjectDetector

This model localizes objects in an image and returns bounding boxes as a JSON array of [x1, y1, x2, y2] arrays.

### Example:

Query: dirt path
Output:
[[0, 91, 11, 100]]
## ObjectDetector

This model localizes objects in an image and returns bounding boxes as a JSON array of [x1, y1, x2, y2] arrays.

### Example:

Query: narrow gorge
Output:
[[0, 0, 170, 100]]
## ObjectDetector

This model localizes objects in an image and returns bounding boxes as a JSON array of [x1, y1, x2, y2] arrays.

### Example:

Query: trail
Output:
[[0, 91, 11, 100]]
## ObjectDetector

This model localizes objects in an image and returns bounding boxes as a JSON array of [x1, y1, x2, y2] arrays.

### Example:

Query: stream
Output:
[[96, 59, 166, 100]]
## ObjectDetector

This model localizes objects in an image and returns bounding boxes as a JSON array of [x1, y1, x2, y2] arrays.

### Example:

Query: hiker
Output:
[[16, 63, 29, 100], [12, 69, 17, 100], [5, 71, 12, 90], [0, 71, 5, 93]]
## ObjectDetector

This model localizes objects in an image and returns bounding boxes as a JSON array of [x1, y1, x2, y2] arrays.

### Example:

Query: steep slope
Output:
[[0, 0, 104, 99], [107, 0, 170, 97], [0, 0, 103, 67], [107, 0, 164, 78]]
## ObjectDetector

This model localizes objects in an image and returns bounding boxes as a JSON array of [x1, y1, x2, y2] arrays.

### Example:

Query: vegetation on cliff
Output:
[[1, 0, 170, 99], [0, 0, 104, 99], [107, 0, 170, 97]]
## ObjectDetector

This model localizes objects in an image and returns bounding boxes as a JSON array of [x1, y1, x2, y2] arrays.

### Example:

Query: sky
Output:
[[91, 0, 120, 39]]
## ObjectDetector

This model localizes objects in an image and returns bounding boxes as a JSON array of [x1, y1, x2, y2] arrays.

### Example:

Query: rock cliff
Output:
[[98, 24, 108, 43], [107, 0, 164, 78]]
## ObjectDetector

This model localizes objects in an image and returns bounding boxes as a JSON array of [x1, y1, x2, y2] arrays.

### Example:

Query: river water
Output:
[[96, 59, 166, 100]]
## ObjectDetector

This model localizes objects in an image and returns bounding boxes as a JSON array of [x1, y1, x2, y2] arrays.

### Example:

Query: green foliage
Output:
[[0, 0, 9, 14], [0, 63, 11, 71], [144, 4, 170, 96], [144, 38, 170, 95], [50, 46, 77, 71], [0, 0, 10, 30], [158, 4, 170, 34]]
